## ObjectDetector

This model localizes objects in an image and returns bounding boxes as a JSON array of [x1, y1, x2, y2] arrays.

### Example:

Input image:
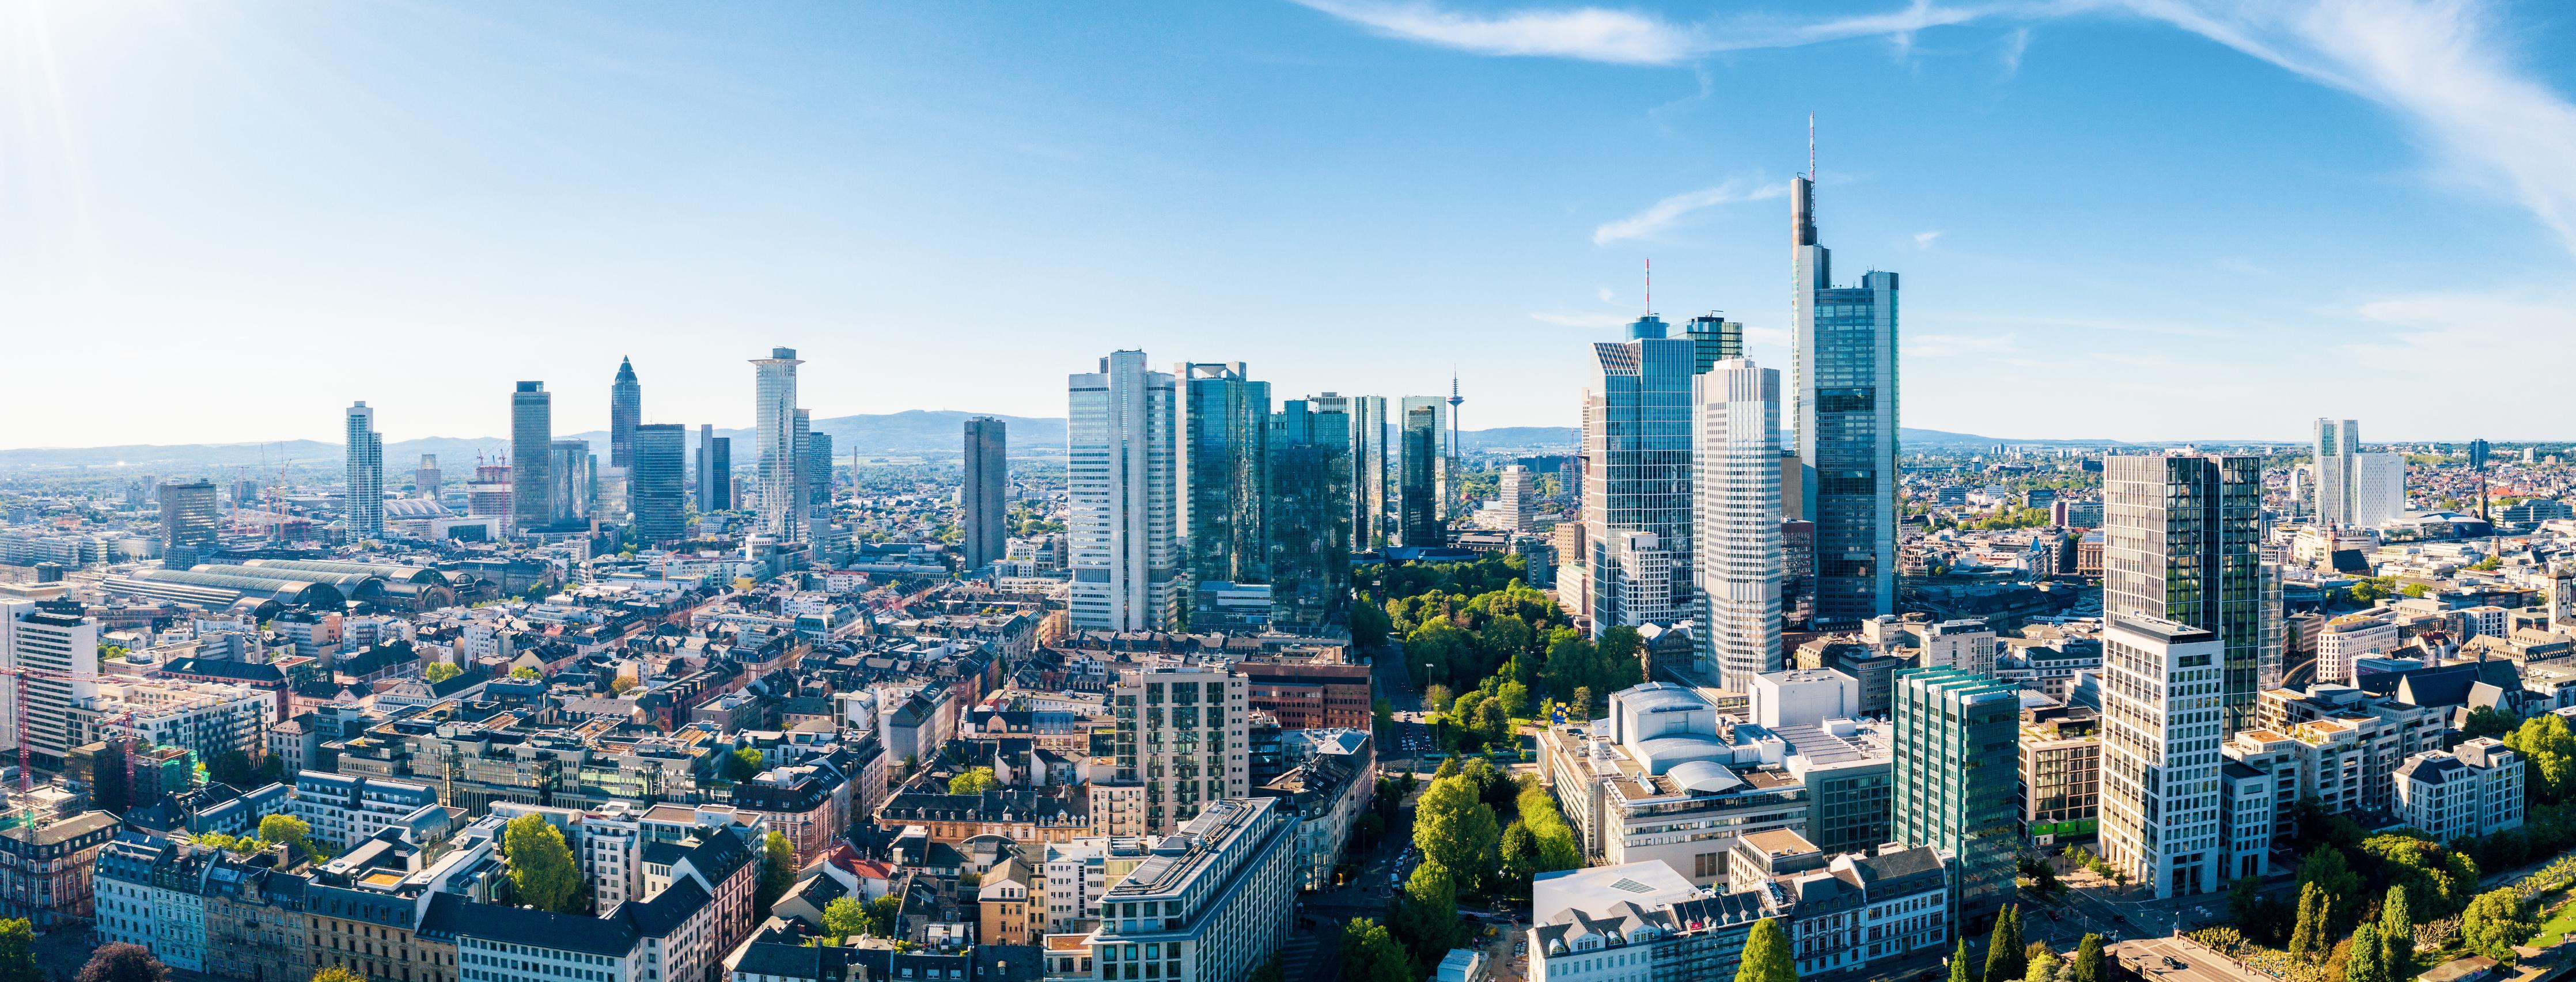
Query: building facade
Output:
[[752, 348, 806, 542], [1789, 176, 1899, 625], [2099, 616, 2224, 899], [1888, 666, 2017, 927], [1579, 316, 1696, 636], [1692, 357, 1782, 688], [2103, 453, 2268, 731], [1079, 797, 1295, 982], [510, 382, 552, 533], [347, 402, 385, 540], [963, 416, 1009, 569], [1069, 351, 1182, 632], [1109, 668, 1249, 833]]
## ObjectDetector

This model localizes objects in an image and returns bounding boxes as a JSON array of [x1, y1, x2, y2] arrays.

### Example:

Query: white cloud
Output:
[[2000, 25, 2033, 74], [1299, 0, 2576, 260], [1906, 332, 2020, 357], [1914, 230, 1944, 248], [1592, 178, 1790, 245]]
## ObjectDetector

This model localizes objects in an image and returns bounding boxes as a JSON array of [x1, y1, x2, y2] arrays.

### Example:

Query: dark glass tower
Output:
[[2103, 454, 2267, 731], [631, 423, 687, 544], [1790, 176, 1899, 625], [963, 416, 1009, 568], [1177, 362, 1271, 583], [1397, 402, 1444, 547], [510, 382, 552, 533], [1267, 399, 1354, 627], [696, 424, 731, 511], [609, 357, 641, 469]]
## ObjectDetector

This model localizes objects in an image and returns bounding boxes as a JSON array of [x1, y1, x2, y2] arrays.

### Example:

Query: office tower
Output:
[[2098, 616, 2225, 898], [1111, 666, 1251, 832], [468, 461, 512, 520], [415, 455, 441, 499], [1693, 358, 1782, 689], [1266, 399, 1354, 628], [1069, 351, 1182, 631], [510, 382, 552, 532], [1078, 795, 1294, 982], [1397, 397, 1449, 547], [1495, 465, 1533, 532], [1177, 362, 1271, 584], [1789, 175, 1899, 625], [609, 357, 641, 469], [1309, 393, 1388, 550], [805, 420, 832, 508], [963, 416, 1009, 568], [628, 423, 688, 544], [1578, 315, 1695, 635], [344, 401, 384, 540], [2313, 418, 2404, 529], [550, 441, 593, 523], [696, 425, 731, 511], [2104, 454, 2265, 731], [158, 480, 219, 568], [1890, 666, 2019, 928], [0, 600, 99, 771], [1684, 313, 1745, 373], [752, 348, 805, 541]]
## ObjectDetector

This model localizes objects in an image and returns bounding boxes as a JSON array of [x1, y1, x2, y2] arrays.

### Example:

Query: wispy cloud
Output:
[[1297, 0, 2576, 260], [1914, 230, 1945, 248], [1906, 332, 2020, 357], [1529, 310, 1631, 328], [1999, 26, 2032, 74], [1593, 178, 1790, 245]]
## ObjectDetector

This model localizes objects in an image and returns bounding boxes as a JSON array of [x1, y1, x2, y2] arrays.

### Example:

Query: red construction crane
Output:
[[0, 666, 137, 794]]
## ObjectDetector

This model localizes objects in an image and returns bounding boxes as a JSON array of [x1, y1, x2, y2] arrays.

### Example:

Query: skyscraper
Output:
[[1790, 175, 1899, 625], [158, 480, 219, 568], [805, 422, 832, 508], [752, 348, 804, 541], [696, 424, 731, 512], [1693, 358, 1782, 689], [1266, 399, 1353, 628], [1396, 396, 1449, 548], [1110, 666, 1249, 833], [630, 423, 687, 544], [2098, 615, 2225, 898], [1891, 666, 2020, 929], [510, 382, 552, 533], [1069, 351, 1181, 631], [1306, 393, 1387, 551], [0, 599, 99, 771], [1177, 362, 1271, 585], [344, 401, 384, 540], [2104, 454, 2267, 731], [415, 454, 441, 499], [963, 416, 1009, 568], [550, 441, 593, 524], [609, 357, 641, 470], [1578, 315, 1695, 636], [1684, 313, 1745, 373], [2313, 418, 2404, 529]]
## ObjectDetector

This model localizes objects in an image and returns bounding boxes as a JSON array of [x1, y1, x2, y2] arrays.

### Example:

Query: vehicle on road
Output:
[[2164, 957, 2187, 970]]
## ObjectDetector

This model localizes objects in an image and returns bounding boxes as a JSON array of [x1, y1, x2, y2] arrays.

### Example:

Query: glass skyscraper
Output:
[[1069, 351, 1182, 631], [1578, 315, 1696, 636], [1305, 393, 1387, 551], [1684, 313, 1744, 373], [609, 357, 641, 470], [963, 416, 1009, 568], [1266, 399, 1353, 628], [1177, 363, 1271, 585], [2103, 454, 2266, 731], [158, 479, 219, 567], [1692, 358, 1781, 688], [1891, 666, 2020, 930], [510, 381, 552, 533], [1790, 176, 1899, 625], [1396, 399, 1446, 547], [344, 401, 384, 540], [630, 423, 687, 544], [752, 348, 804, 541], [696, 424, 730, 512]]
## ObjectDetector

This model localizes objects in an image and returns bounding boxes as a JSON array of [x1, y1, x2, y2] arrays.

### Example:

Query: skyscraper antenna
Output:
[[1808, 112, 1816, 180], [1645, 257, 1652, 314]]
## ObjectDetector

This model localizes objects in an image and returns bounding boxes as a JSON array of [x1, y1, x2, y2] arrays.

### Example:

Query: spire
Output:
[[615, 357, 637, 384]]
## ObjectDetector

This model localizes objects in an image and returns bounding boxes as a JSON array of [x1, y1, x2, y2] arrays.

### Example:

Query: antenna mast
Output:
[[1644, 258, 1652, 315], [1808, 112, 1816, 180]]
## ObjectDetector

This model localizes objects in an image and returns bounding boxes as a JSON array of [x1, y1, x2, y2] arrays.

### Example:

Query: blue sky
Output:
[[5, 1, 2573, 447]]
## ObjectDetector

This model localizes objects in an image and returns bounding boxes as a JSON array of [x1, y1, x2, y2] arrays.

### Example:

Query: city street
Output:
[[2112, 936, 2275, 982]]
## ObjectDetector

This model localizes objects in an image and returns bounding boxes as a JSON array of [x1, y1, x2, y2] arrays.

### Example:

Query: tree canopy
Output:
[[75, 945, 165, 982], [948, 767, 998, 795], [1736, 918, 1796, 982], [502, 813, 584, 913]]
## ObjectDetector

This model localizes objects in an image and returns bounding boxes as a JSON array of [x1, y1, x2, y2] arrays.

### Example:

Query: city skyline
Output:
[[9, 2, 2576, 448]]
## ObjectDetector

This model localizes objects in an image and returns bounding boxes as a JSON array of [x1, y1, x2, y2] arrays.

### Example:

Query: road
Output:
[[1368, 640, 1438, 769], [2112, 936, 2274, 982]]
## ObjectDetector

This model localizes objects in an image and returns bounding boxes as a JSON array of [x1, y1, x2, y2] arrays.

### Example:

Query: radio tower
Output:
[[1447, 372, 1464, 521]]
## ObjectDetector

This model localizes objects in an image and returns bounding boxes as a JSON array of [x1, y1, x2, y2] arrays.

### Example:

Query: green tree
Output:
[[0, 918, 37, 982], [2461, 888, 2535, 961], [2463, 706, 2517, 740], [76, 945, 166, 982], [1373, 697, 1393, 736], [1390, 861, 1462, 969], [865, 894, 903, 936], [822, 896, 867, 938], [2300, 847, 2363, 926], [1570, 685, 1595, 719], [1340, 917, 1411, 982], [2346, 924, 2388, 982], [311, 969, 365, 982], [2068, 934, 2105, 982], [425, 662, 462, 683], [2024, 942, 2060, 982], [757, 831, 797, 917], [1950, 939, 1979, 982], [1986, 905, 2026, 982], [2291, 882, 2330, 958], [726, 747, 767, 782], [948, 767, 998, 795], [1501, 821, 1539, 879], [1412, 776, 1501, 889], [1348, 603, 1392, 651], [2379, 886, 2415, 981], [2505, 714, 2576, 804], [259, 814, 315, 856], [509, 665, 540, 680], [1736, 917, 1796, 982], [502, 813, 583, 913], [1496, 680, 1530, 718]]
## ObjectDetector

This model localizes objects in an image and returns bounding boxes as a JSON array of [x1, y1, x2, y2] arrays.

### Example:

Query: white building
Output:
[[1912, 619, 1997, 675], [290, 771, 446, 849], [2100, 615, 2225, 898], [2317, 609, 2400, 684], [2395, 737, 2524, 843], [1536, 683, 1810, 888], [1602, 531, 1676, 631], [0, 599, 99, 770], [2218, 761, 2275, 881], [1691, 358, 1782, 690], [1111, 667, 1249, 833], [1079, 797, 1296, 982], [2314, 419, 2405, 529], [71, 679, 276, 764], [1492, 465, 1534, 533], [751, 347, 806, 543], [1525, 860, 1768, 982], [1069, 351, 1183, 631]]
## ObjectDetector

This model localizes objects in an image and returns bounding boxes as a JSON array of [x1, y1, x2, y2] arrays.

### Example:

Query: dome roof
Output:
[[1665, 760, 1744, 795]]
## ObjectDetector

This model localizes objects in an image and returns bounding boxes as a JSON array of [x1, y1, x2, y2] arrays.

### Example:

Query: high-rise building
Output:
[[696, 425, 731, 511], [1494, 465, 1533, 533], [1070, 351, 1182, 631], [158, 480, 219, 568], [1579, 315, 1696, 635], [414, 455, 441, 499], [631, 423, 687, 544], [344, 402, 384, 540], [752, 348, 805, 541], [1684, 313, 1745, 373], [0, 600, 100, 771], [2098, 615, 2225, 899], [609, 357, 641, 470], [1693, 358, 1782, 689], [1312, 394, 1389, 550], [550, 441, 592, 524], [510, 382, 552, 533], [1177, 363, 1271, 585], [2313, 418, 2404, 529], [1889, 666, 2018, 928], [2104, 454, 2266, 731], [1110, 666, 1251, 833], [805, 422, 832, 508], [1266, 399, 1353, 628], [468, 461, 512, 520], [963, 416, 1009, 568], [1396, 398, 1448, 547], [1789, 175, 1899, 625]]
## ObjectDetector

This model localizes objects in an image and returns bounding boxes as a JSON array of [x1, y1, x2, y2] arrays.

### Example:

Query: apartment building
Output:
[[2396, 737, 2525, 843], [1526, 860, 1766, 982], [1079, 797, 1295, 982], [1109, 667, 1250, 834], [291, 771, 450, 849], [2020, 704, 2100, 843], [1728, 830, 1950, 977]]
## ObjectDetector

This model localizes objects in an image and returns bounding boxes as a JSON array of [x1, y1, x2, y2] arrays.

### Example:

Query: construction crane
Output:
[[0, 666, 138, 795]]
